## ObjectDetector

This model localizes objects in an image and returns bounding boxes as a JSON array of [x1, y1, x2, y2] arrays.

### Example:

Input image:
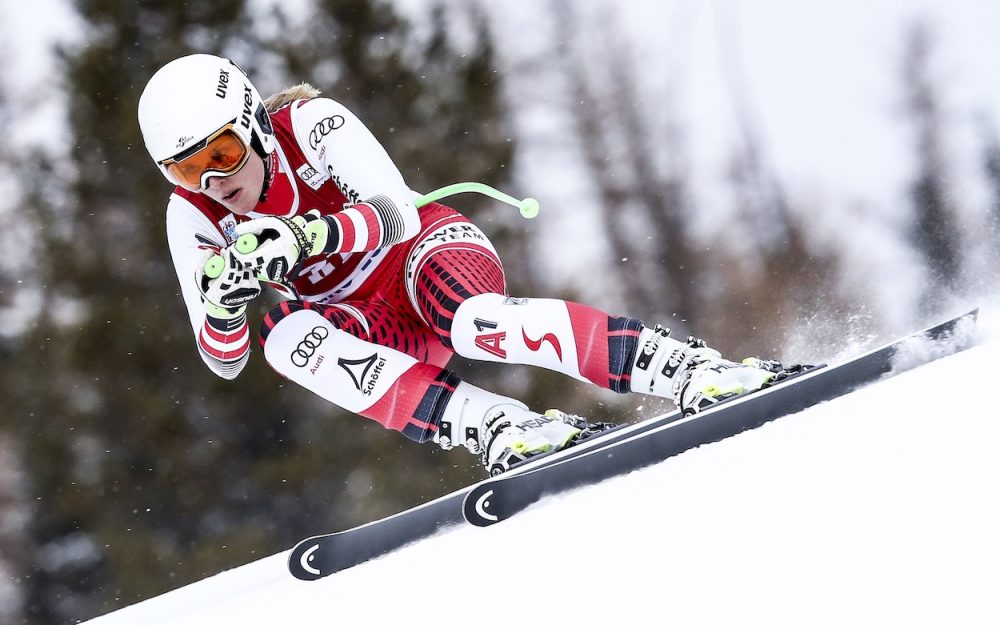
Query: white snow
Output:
[[84, 301, 1000, 625]]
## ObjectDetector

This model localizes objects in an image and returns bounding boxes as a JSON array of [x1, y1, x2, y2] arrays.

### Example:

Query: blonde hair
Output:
[[264, 82, 322, 113]]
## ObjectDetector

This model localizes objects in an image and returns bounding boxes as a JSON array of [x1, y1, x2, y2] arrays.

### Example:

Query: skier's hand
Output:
[[196, 246, 262, 311], [231, 216, 319, 282]]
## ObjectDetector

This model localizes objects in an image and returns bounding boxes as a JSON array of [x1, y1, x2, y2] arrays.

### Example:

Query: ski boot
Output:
[[630, 325, 792, 415], [676, 354, 787, 414], [435, 382, 611, 475]]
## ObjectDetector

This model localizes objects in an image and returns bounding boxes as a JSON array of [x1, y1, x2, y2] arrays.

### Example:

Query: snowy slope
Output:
[[85, 304, 1000, 625]]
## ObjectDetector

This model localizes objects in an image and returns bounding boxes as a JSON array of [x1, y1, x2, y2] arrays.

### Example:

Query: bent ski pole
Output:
[[414, 182, 539, 219], [204, 182, 540, 278]]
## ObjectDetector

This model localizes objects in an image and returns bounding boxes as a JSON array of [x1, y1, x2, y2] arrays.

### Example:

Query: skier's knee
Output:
[[260, 300, 313, 347], [452, 294, 578, 366], [259, 304, 331, 373], [451, 293, 514, 352], [259, 305, 424, 416]]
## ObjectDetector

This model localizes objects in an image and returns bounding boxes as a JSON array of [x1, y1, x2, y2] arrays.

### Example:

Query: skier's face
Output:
[[201, 152, 265, 215]]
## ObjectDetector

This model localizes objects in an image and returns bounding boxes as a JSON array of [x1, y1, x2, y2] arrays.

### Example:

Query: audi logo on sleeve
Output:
[[308, 115, 345, 149], [291, 326, 330, 367]]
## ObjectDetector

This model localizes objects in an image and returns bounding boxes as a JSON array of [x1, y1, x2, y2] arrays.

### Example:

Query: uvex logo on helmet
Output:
[[240, 85, 254, 130], [215, 68, 230, 99], [138, 54, 277, 179]]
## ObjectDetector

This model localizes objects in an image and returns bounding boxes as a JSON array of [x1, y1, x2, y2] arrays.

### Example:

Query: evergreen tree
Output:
[[900, 20, 964, 313], [979, 124, 1000, 287], [551, 0, 699, 323], [546, 1, 855, 361], [8, 1, 514, 622]]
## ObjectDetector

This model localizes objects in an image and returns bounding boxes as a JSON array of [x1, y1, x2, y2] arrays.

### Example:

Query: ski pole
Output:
[[414, 182, 540, 219], [203, 182, 540, 279]]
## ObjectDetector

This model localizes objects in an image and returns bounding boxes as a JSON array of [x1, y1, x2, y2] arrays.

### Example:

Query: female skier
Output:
[[137, 54, 787, 474]]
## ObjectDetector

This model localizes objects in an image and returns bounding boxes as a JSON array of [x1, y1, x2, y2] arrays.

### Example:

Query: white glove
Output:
[[231, 216, 322, 282], [196, 247, 262, 311]]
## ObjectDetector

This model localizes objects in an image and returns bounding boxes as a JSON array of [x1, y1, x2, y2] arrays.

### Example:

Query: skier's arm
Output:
[[292, 96, 421, 253], [166, 195, 254, 380], [231, 97, 422, 276]]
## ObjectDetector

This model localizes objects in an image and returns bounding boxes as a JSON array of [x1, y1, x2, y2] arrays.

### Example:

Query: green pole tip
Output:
[[519, 197, 540, 219], [235, 233, 259, 254], [204, 255, 225, 280]]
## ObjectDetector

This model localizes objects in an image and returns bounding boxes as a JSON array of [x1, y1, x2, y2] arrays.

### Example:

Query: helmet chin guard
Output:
[[138, 54, 275, 186]]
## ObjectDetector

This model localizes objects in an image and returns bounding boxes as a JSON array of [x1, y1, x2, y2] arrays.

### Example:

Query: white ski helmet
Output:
[[138, 54, 275, 189]]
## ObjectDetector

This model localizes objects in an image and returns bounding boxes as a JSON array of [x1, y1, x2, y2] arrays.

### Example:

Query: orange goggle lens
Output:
[[161, 126, 250, 191]]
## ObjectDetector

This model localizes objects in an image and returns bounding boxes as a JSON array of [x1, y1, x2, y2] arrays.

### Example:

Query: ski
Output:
[[461, 309, 978, 526], [288, 309, 978, 579]]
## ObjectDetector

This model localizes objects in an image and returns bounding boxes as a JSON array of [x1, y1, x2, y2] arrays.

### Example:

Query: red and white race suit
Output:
[[166, 97, 643, 442]]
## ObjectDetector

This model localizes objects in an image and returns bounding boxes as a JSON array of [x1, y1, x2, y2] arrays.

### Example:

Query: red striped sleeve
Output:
[[334, 212, 356, 251], [199, 316, 250, 362], [202, 320, 249, 344], [354, 202, 382, 249], [199, 331, 250, 361]]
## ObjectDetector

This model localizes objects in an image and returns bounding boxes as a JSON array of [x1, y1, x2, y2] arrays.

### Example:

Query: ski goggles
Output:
[[159, 122, 251, 192]]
